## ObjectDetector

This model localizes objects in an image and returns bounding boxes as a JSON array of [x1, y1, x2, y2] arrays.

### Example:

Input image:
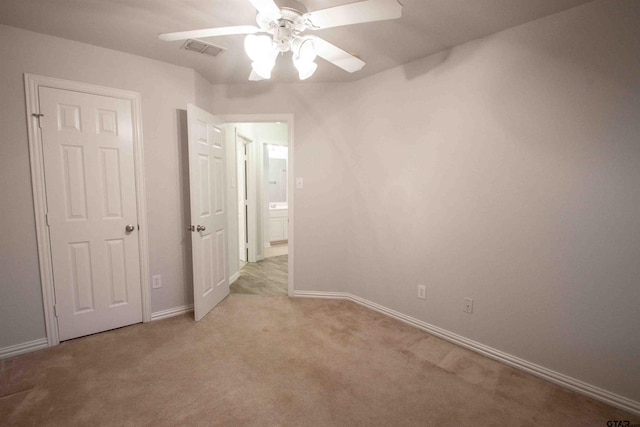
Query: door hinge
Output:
[[53, 305, 58, 317], [32, 113, 44, 128], [45, 213, 50, 226]]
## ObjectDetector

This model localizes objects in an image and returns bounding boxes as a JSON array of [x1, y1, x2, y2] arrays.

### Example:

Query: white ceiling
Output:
[[0, 0, 593, 84]]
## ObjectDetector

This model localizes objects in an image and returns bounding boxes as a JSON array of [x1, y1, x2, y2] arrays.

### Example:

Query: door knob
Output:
[[125, 224, 135, 233], [196, 225, 206, 232]]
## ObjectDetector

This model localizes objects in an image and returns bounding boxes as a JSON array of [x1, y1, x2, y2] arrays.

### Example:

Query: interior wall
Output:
[[211, 83, 356, 293], [342, 0, 640, 403], [0, 24, 212, 348], [211, 0, 640, 405]]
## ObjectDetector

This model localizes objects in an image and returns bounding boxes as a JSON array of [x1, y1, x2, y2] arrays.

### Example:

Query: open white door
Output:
[[187, 104, 229, 321]]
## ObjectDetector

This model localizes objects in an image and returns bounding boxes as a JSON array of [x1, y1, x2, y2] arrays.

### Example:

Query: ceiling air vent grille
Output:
[[181, 39, 226, 58]]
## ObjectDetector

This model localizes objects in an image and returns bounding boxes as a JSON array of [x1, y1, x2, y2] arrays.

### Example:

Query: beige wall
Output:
[[345, 0, 639, 402], [212, 0, 640, 403], [0, 25, 211, 347]]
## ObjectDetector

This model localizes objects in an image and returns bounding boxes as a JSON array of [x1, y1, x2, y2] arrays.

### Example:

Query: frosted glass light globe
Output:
[[244, 34, 273, 62], [293, 56, 317, 80]]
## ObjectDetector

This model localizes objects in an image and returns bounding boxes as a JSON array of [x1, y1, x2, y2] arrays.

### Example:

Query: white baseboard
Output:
[[293, 290, 640, 416], [294, 290, 351, 300], [0, 338, 48, 359], [230, 272, 240, 285], [151, 304, 193, 321]]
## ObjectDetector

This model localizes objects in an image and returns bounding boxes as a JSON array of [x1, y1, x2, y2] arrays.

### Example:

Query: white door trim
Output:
[[24, 74, 152, 347], [236, 132, 258, 263], [219, 114, 295, 297]]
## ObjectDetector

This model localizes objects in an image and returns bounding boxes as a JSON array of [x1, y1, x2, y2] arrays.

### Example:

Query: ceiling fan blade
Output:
[[304, 0, 402, 30], [311, 36, 365, 73], [249, 70, 265, 81], [159, 25, 262, 42], [249, 0, 282, 20]]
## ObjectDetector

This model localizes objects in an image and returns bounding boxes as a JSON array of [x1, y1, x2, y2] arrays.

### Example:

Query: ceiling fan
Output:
[[159, 0, 403, 81]]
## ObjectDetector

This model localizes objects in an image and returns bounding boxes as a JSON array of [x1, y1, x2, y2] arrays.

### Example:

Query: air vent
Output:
[[181, 39, 226, 58]]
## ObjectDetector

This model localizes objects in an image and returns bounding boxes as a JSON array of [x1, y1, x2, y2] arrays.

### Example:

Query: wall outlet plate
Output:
[[464, 297, 473, 314], [418, 285, 426, 300], [152, 275, 162, 289]]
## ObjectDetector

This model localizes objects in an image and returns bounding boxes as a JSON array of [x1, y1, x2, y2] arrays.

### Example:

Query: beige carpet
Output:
[[1, 295, 637, 426]]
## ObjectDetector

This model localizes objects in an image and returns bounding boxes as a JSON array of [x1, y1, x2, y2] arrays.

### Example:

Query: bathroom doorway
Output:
[[263, 142, 289, 259], [226, 118, 292, 296]]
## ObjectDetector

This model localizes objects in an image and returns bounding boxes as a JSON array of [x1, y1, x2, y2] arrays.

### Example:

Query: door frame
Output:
[[220, 114, 295, 297], [236, 131, 248, 264], [236, 131, 258, 263], [24, 74, 152, 347]]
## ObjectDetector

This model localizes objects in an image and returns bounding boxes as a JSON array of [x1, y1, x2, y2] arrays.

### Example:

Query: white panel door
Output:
[[187, 104, 229, 321], [39, 87, 142, 341]]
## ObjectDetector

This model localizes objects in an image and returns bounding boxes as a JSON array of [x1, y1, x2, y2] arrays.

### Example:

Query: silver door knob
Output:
[[125, 224, 135, 233], [196, 225, 206, 232]]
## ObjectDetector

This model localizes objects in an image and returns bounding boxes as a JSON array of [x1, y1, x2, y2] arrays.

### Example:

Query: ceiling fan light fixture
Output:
[[159, 0, 404, 82], [244, 34, 274, 62], [292, 37, 317, 62], [252, 60, 276, 79], [293, 55, 317, 80]]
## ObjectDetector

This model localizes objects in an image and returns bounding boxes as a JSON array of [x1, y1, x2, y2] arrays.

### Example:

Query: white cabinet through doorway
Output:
[[268, 208, 288, 243]]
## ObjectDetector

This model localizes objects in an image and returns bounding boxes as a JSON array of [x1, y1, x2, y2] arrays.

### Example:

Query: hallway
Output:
[[230, 255, 288, 296]]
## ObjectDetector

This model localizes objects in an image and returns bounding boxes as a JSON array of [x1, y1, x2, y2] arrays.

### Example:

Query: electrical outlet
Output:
[[152, 275, 162, 289], [417, 285, 426, 300], [464, 298, 473, 314]]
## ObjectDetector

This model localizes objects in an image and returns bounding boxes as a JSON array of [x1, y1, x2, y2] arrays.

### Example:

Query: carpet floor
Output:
[[1, 295, 637, 426]]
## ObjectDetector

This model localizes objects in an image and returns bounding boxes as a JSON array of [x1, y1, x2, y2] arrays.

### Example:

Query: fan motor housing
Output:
[[273, 26, 295, 52], [275, 0, 308, 13]]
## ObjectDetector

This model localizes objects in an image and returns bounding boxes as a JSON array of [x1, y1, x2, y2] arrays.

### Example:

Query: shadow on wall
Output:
[[401, 47, 454, 81], [177, 109, 194, 304]]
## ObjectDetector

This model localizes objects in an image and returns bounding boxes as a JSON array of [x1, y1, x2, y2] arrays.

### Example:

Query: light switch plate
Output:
[[296, 177, 304, 189], [418, 285, 426, 300]]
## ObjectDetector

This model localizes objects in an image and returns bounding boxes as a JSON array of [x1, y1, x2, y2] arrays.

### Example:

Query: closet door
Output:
[[40, 86, 142, 340]]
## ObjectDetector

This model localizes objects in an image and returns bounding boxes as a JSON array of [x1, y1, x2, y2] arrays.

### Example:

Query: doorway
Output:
[[224, 118, 293, 297], [263, 143, 289, 260]]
